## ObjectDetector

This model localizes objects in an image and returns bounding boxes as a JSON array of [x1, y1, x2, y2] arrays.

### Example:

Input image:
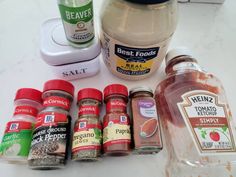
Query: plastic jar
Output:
[[28, 79, 74, 170], [100, 0, 178, 80], [103, 84, 131, 156], [0, 88, 42, 163], [129, 87, 162, 154], [72, 88, 102, 161]]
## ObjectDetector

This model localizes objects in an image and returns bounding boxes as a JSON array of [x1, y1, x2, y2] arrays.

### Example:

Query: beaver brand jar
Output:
[[28, 80, 74, 170], [0, 88, 42, 163], [72, 88, 102, 161], [100, 0, 178, 80], [103, 84, 131, 156]]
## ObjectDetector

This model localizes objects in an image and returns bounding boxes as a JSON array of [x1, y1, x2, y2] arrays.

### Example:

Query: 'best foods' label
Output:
[[178, 90, 236, 154], [103, 116, 131, 147], [101, 31, 171, 77]]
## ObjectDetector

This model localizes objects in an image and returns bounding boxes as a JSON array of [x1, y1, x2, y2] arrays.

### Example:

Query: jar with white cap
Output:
[[40, 18, 101, 81], [155, 47, 236, 176], [100, 0, 178, 80]]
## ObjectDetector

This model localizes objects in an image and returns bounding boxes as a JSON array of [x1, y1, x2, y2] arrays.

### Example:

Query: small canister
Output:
[[40, 18, 101, 81], [129, 87, 163, 154]]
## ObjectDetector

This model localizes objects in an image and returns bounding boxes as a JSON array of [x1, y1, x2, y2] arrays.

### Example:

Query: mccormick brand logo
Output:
[[10, 123, 19, 131], [44, 115, 55, 123], [120, 116, 127, 123], [79, 122, 87, 129]]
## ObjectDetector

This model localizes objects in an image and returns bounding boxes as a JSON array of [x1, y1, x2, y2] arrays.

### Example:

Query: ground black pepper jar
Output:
[[72, 88, 102, 161], [28, 79, 74, 170]]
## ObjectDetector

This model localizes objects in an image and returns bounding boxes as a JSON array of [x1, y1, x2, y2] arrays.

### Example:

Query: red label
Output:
[[103, 139, 131, 148], [78, 105, 99, 116], [14, 106, 38, 117], [106, 99, 127, 112], [74, 120, 102, 132], [103, 115, 130, 128], [43, 96, 71, 110], [35, 112, 68, 128], [5, 121, 33, 133]]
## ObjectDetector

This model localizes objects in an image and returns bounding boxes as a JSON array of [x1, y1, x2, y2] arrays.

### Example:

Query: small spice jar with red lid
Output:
[[28, 79, 74, 170], [72, 88, 103, 161], [0, 88, 42, 163], [103, 84, 131, 156]]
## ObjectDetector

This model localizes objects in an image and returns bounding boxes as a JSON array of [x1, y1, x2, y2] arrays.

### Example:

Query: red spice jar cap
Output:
[[77, 88, 103, 102], [43, 79, 75, 96], [14, 88, 43, 103], [103, 84, 128, 100]]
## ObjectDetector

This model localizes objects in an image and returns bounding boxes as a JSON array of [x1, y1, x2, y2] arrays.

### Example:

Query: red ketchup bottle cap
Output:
[[77, 88, 102, 103], [43, 79, 75, 97], [14, 88, 43, 104], [103, 84, 128, 101]]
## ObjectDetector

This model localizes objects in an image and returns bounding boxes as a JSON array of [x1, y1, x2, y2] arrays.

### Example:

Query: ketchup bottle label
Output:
[[178, 90, 236, 154], [103, 115, 131, 147]]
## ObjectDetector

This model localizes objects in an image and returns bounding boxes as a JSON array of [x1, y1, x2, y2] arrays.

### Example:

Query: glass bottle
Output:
[[28, 79, 74, 170], [155, 47, 236, 176], [72, 88, 102, 161], [0, 88, 42, 164], [103, 84, 131, 156], [57, 0, 95, 48]]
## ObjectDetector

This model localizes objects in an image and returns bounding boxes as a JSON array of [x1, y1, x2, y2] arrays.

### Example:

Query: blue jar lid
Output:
[[125, 0, 169, 4]]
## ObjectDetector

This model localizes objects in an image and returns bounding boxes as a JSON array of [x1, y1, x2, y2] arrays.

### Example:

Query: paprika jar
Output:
[[155, 47, 236, 176], [0, 88, 42, 163], [103, 84, 131, 156], [72, 88, 102, 161], [28, 79, 74, 170]]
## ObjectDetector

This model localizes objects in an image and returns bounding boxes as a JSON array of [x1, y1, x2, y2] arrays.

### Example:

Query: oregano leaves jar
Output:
[[100, 0, 178, 80], [72, 88, 102, 161], [28, 80, 74, 169]]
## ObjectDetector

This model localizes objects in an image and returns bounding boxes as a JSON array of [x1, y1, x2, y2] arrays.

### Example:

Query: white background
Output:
[[0, 0, 236, 176]]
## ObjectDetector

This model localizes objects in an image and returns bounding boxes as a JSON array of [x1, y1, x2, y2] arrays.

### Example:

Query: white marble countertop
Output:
[[0, 0, 236, 176]]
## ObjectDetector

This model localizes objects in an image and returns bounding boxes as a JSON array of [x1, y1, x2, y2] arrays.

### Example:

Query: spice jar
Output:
[[0, 88, 42, 163], [155, 47, 236, 176], [103, 84, 131, 156], [28, 79, 74, 170], [130, 87, 162, 154], [72, 88, 102, 161], [100, 0, 178, 80]]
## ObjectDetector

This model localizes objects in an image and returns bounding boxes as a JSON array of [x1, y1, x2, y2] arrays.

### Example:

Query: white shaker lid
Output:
[[165, 47, 193, 65], [40, 18, 101, 66]]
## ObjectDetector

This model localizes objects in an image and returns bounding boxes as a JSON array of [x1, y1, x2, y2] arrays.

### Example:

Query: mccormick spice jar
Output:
[[155, 47, 236, 176], [72, 88, 102, 161], [0, 88, 42, 163], [100, 0, 177, 80], [103, 84, 131, 156], [130, 87, 162, 154], [28, 80, 74, 169]]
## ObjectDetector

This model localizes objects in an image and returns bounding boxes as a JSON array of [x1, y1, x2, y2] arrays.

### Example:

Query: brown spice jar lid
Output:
[[129, 87, 153, 98]]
